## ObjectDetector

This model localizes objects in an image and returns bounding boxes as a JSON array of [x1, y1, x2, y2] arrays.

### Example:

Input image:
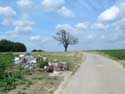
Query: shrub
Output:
[[0, 70, 24, 91], [0, 53, 14, 67], [0, 53, 14, 79], [37, 59, 48, 68], [0, 63, 6, 79], [18, 91, 27, 94]]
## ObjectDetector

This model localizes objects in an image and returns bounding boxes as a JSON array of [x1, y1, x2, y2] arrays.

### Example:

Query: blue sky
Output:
[[0, 0, 125, 51]]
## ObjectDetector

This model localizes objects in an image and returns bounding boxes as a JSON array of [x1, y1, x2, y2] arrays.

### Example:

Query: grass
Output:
[[95, 50, 125, 60]]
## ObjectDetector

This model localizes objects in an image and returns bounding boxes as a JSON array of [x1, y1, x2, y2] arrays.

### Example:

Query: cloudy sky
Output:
[[0, 0, 125, 51]]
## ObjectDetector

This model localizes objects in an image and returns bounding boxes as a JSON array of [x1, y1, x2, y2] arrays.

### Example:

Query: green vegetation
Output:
[[31, 49, 45, 52], [37, 58, 48, 68], [0, 53, 31, 92], [96, 50, 125, 60], [0, 70, 24, 91], [18, 91, 27, 94], [0, 53, 14, 68], [0, 53, 14, 81], [0, 39, 26, 52]]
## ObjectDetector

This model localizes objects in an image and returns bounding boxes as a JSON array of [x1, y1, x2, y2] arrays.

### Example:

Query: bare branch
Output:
[[54, 29, 78, 52]]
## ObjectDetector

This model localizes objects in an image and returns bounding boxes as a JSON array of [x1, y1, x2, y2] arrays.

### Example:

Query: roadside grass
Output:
[[94, 50, 125, 60]]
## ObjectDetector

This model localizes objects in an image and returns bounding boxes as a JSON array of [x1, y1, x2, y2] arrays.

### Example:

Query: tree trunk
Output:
[[64, 46, 68, 52]]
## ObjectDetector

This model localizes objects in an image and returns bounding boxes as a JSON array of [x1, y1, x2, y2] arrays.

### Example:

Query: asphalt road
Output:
[[61, 53, 125, 94]]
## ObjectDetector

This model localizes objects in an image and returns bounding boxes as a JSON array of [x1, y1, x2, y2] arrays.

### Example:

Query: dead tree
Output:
[[54, 30, 78, 52]]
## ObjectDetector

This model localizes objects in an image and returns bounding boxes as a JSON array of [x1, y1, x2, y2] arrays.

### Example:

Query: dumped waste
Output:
[[14, 53, 69, 73]]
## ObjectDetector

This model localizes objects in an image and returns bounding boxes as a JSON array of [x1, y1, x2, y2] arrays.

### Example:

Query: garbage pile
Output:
[[14, 53, 69, 73], [14, 53, 37, 70], [47, 62, 68, 72]]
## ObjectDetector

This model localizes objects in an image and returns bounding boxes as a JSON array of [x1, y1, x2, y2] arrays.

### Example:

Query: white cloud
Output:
[[30, 35, 49, 42], [17, 0, 33, 8], [2, 18, 14, 26], [41, 0, 74, 18], [56, 24, 76, 33], [91, 23, 108, 30], [31, 36, 42, 41], [0, 6, 16, 26], [95, 2, 125, 44], [98, 2, 125, 22], [98, 6, 120, 22], [75, 23, 89, 31], [118, 2, 125, 18], [13, 19, 33, 27], [57, 6, 75, 17], [42, 0, 64, 11], [0, 6, 16, 17], [9, 19, 34, 35], [56, 22, 107, 34]]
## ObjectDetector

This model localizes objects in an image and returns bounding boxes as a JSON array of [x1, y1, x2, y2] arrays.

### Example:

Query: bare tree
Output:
[[54, 30, 78, 52]]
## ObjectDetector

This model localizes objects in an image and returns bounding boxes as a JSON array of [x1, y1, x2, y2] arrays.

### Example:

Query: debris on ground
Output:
[[14, 53, 69, 74]]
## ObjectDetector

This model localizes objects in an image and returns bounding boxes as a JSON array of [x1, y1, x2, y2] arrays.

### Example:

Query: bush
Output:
[[0, 53, 14, 79], [37, 59, 48, 68], [0, 53, 14, 67], [0, 67, 30, 92], [0, 63, 6, 79], [0, 71, 23, 91]]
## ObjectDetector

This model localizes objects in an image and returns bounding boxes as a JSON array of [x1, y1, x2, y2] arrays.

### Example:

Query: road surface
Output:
[[61, 53, 125, 94]]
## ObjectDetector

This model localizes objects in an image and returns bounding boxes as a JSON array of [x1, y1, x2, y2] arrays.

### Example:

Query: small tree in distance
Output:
[[54, 30, 78, 52]]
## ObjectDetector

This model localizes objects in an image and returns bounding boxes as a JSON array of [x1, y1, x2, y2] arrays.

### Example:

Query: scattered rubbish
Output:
[[14, 53, 68, 73]]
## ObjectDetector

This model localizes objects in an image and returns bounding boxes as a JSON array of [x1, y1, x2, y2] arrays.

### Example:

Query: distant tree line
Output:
[[0, 39, 27, 52], [32, 49, 45, 52]]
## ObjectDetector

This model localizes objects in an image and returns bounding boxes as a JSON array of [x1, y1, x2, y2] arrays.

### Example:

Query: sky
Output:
[[0, 0, 125, 51]]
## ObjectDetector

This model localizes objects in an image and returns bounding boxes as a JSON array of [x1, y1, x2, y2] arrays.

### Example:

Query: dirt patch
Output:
[[8, 71, 63, 94]]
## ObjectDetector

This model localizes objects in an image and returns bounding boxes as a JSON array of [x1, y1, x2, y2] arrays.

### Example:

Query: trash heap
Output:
[[14, 53, 69, 73]]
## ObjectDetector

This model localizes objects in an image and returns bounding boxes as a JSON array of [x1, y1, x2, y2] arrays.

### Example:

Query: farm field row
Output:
[[95, 50, 125, 60]]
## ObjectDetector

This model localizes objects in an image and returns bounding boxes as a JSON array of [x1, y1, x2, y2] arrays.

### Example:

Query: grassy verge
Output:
[[95, 50, 125, 60]]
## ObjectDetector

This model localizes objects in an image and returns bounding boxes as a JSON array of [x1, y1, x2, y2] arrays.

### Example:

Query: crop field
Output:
[[96, 50, 125, 60], [0, 52, 83, 94]]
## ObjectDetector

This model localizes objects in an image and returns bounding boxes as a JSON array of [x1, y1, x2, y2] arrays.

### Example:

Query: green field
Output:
[[96, 50, 125, 60]]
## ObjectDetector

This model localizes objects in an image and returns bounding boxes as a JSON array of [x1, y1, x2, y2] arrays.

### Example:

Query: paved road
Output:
[[61, 53, 125, 94]]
